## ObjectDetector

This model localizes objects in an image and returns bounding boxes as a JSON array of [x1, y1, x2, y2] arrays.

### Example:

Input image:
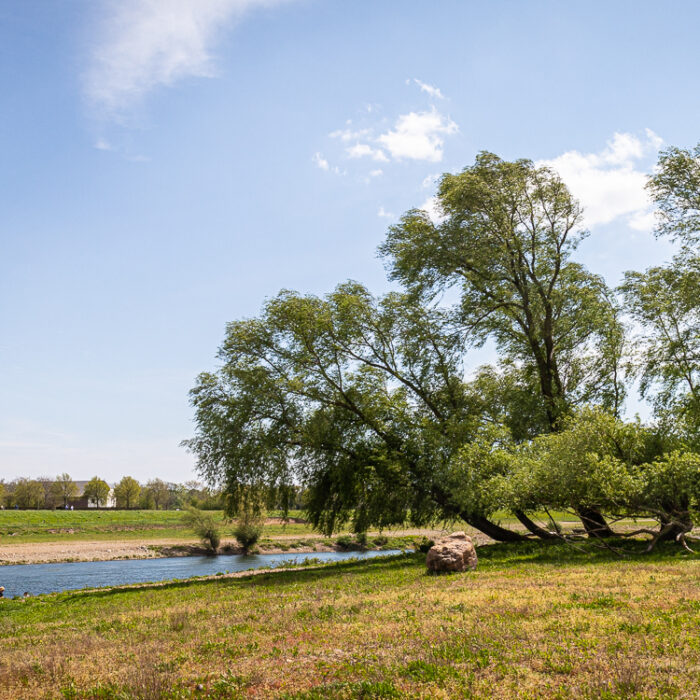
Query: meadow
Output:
[[1, 540, 698, 699], [0, 509, 584, 545], [0, 510, 315, 544]]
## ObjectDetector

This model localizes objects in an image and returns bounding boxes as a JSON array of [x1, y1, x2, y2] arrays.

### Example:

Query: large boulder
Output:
[[426, 531, 478, 573]]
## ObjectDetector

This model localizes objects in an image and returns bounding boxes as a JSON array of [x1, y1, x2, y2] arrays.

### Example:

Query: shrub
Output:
[[416, 536, 434, 553], [227, 487, 266, 552], [335, 534, 354, 550], [182, 507, 221, 553], [335, 533, 369, 551], [234, 521, 263, 551]]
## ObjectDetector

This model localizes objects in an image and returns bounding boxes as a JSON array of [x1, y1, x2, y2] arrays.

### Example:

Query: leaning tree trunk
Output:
[[463, 514, 527, 543], [514, 510, 560, 540], [655, 507, 693, 544], [577, 507, 615, 538], [431, 485, 526, 543]]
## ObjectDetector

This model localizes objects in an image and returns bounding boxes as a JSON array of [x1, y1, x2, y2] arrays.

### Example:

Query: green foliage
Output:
[[181, 506, 221, 552], [415, 536, 435, 553], [622, 145, 700, 444], [184, 149, 700, 546], [113, 476, 141, 509], [443, 424, 514, 520], [231, 489, 266, 552], [182, 277, 532, 539], [621, 144, 700, 451], [233, 521, 263, 552], [502, 408, 700, 536], [8, 478, 45, 509], [379, 152, 625, 427], [50, 473, 78, 508], [504, 409, 649, 512], [334, 534, 354, 550], [83, 477, 110, 507], [335, 532, 368, 550], [647, 142, 700, 248], [622, 259, 699, 441], [144, 478, 170, 510], [183, 280, 486, 535]]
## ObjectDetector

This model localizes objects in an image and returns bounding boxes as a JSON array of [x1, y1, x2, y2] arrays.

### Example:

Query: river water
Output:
[[0, 549, 403, 598]]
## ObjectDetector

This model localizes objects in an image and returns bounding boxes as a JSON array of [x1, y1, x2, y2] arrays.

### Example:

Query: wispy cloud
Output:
[[313, 152, 329, 171], [362, 168, 383, 184], [539, 129, 663, 230], [411, 79, 444, 100], [329, 127, 372, 142], [94, 138, 114, 151], [85, 0, 289, 118], [378, 206, 395, 219], [421, 173, 440, 188]]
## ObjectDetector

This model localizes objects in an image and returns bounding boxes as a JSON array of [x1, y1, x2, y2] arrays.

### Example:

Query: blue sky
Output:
[[2, 0, 699, 483]]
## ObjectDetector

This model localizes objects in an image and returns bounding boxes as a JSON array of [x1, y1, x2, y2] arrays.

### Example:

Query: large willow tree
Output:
[[622, 143, 700, 447], [186, 153, 627, 541], [184, 282, 525, 541], [380, 153, 625, 535]]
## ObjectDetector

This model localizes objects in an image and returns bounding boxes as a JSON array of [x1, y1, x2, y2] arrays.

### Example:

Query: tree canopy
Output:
[[114, 476, 141, 509], [186, 148, 700, 550], [83, 477, 111, 508], [379, 153, 625, 429]]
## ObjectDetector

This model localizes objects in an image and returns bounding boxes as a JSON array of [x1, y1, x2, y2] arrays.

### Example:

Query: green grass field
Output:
[[1, 540, 698, 699], [0, 510, 317, 544], [0, 509, 589, 545]]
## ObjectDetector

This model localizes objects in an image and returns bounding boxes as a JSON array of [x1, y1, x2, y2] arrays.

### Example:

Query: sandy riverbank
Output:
[[0, 528, 488, 566]]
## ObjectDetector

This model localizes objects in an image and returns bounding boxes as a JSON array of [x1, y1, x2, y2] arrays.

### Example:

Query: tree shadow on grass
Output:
[[475, 538, 700, 568]]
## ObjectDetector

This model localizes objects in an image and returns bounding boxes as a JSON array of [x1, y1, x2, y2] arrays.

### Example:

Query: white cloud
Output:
[[378, 207, 395, 219], [412, 79, 445, 99], [421, 196, 446, 224], [346, 143, 388, 162], [422, 172, 440, 189], [320, 94, 458, 176], [329, 127, 372, 142], [313, 152, 329, 171], [628, 210, 657, 232], [85, 0, 288, 116], [377, 108, 458, 162], [94, 138, 114, 150], [539, 130, 663, 230], [362, 168, 383, 184]]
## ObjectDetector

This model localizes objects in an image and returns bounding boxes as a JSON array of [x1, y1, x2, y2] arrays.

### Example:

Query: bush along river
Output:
[[0, 549, 404, 598]]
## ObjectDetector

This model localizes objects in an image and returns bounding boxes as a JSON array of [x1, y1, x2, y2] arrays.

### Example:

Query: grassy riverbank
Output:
[[0, 510, 316, 544], [0, 508, 595, 545], [1, 540, 698, 699]]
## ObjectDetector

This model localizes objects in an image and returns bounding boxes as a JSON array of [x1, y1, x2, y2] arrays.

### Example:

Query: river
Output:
[[0, 549, 403, 598]]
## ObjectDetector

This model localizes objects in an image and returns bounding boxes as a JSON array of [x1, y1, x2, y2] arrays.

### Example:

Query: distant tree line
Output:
[[0, 474, 279, 511], [185, 143, 700, 551]]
